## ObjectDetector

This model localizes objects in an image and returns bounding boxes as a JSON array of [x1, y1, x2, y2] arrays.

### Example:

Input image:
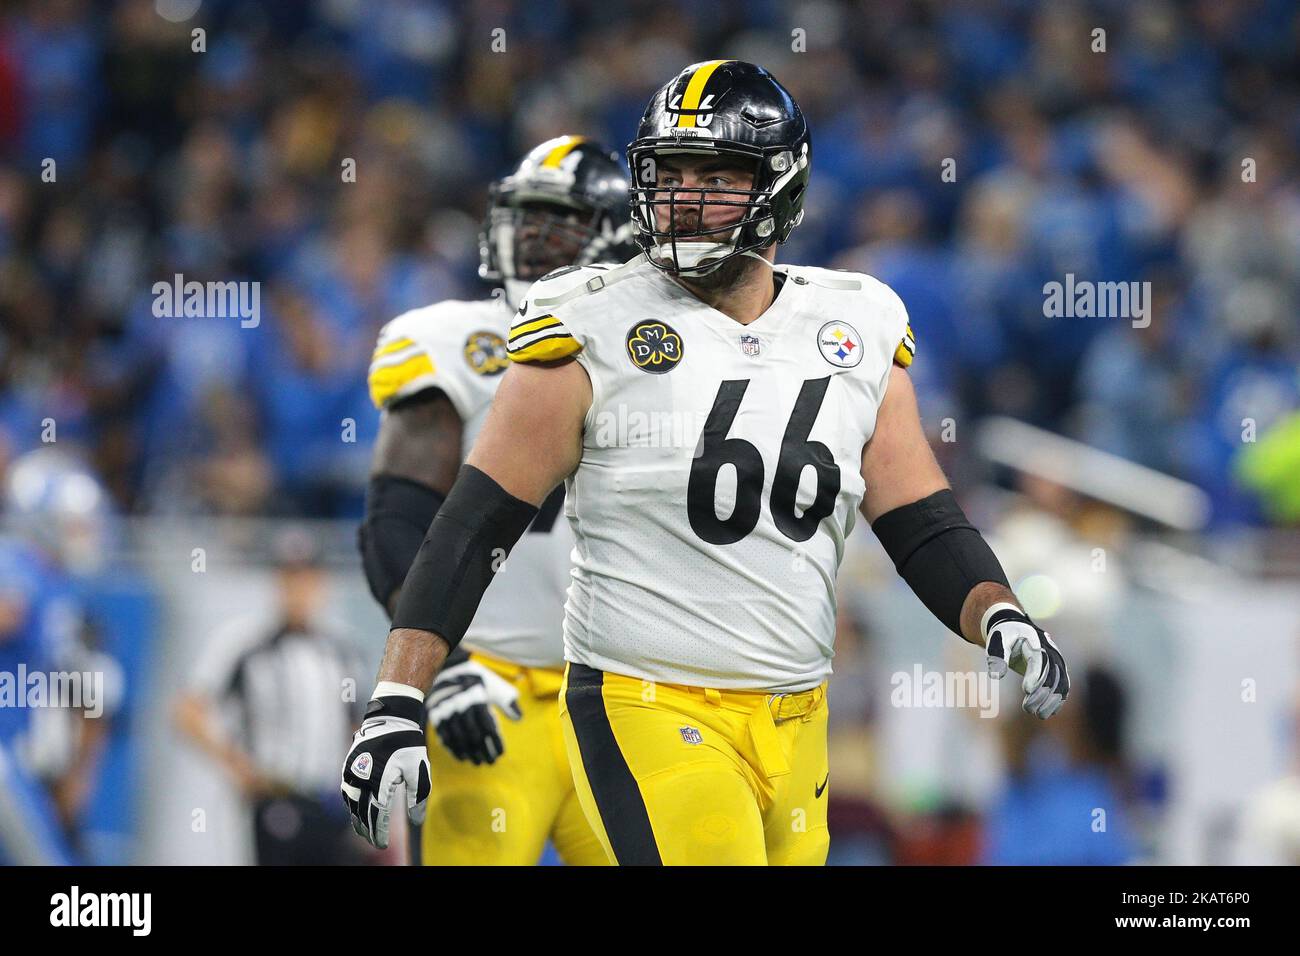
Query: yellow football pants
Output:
[[420, 653, 608, 866], [559, 662, 830, 866]]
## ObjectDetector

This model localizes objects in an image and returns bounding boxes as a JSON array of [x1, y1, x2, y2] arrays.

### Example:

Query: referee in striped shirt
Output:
[[175, 529, 366, 865]]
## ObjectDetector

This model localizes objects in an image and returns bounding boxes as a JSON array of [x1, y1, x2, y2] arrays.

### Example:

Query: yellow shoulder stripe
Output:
[[368, 353, 435, 408], [509, 315, 560, 342], [894, 324, 916, 368], [508, 335, 581, 364], [372, 336, 416, 360]]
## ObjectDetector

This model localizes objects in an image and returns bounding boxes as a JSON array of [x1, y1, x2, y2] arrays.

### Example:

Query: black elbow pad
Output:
[[389, 465, 539, 650], [871, 489, 1010, 637], [358, 475, 445, 613]]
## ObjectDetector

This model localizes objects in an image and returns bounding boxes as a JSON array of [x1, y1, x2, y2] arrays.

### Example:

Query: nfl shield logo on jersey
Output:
[[739, 332, 761, 357], [679, 726, 703, 745], [817, 320, 864, 369]]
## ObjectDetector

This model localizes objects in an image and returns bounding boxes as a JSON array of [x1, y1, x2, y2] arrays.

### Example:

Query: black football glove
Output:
[[340, 682, 432, 848], [426, 659, 522, 765], [982, 603, 1071, 719]]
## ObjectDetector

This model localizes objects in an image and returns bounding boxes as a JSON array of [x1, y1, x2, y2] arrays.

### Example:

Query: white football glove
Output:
[[982, 603, 1071, 719], [426, 659, 522, 765], [340, 682, 432, 849]]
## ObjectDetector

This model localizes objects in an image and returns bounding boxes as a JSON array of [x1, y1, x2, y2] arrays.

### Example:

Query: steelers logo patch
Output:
[[816, 320, 863, 369], [626, 320, 684, 374], [463, 330, 509, 376]]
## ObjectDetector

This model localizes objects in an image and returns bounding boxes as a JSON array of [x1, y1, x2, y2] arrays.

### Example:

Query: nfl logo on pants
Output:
[[679, 726, 703, 745]]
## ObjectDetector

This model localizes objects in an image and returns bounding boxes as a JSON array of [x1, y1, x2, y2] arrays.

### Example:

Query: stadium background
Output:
[[1, 0, 1298, 864]]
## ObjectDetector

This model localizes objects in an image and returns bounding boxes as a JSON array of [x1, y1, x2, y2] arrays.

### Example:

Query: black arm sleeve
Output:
[[358, 475, 472, 669], [870, 488, 1010, 637], [358, 474, 444, 611], [389, 464, 539, 651]]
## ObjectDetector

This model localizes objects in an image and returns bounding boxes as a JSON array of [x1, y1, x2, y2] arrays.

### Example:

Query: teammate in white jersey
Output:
[[344, 62, 1070, 865], [357, 136, 632, 865]]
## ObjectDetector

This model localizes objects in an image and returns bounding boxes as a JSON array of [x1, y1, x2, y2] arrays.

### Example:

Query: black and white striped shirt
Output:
[[191, 616, 365, 795]]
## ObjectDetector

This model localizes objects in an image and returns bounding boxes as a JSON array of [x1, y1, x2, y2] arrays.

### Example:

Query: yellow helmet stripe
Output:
[[540, 136, 587, 168], [677, 60, 731, 128]]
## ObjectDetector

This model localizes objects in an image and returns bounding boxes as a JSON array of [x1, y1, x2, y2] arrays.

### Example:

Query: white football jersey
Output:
[[509, 257, 914, 691], [368, 295, 573, 668]]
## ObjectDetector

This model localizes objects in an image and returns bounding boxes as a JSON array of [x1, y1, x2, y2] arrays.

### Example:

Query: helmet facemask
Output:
[[478, 136, 632, 306], [481, 193, 609, 307], [628, 142, 809, 277]]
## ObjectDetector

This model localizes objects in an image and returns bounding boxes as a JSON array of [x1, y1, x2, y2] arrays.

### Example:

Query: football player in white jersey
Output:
[[344, 62, 1070, 865], [356, 136, 632, 865]]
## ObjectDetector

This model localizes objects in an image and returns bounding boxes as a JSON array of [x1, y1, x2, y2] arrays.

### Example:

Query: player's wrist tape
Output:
[[358, 474, 446, 613], [871, 488, 1010, 637], [367, 681, 426, 724], [389, 464, 539, 650]]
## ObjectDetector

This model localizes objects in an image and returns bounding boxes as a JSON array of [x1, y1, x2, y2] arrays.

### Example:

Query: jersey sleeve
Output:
[[506, 267, 602, 364], [367, 307, 475, 418], [506, 311, 583, 364], [849, 274, 913, 426], [857, 276, 912, 374]]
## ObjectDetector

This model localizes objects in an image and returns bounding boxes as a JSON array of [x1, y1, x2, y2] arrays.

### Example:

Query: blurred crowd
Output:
[[1, 0, 1298, 866], [0, 0, 1297, 526]]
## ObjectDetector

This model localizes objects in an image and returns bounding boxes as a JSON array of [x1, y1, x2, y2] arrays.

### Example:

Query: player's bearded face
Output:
[[652, 157, 756, 239], [510, 202, 599, 280]]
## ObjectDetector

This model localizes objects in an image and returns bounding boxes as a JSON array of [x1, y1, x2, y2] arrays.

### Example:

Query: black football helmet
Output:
[[627, 60, 811, 276], [478, 136, 631, 307]]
